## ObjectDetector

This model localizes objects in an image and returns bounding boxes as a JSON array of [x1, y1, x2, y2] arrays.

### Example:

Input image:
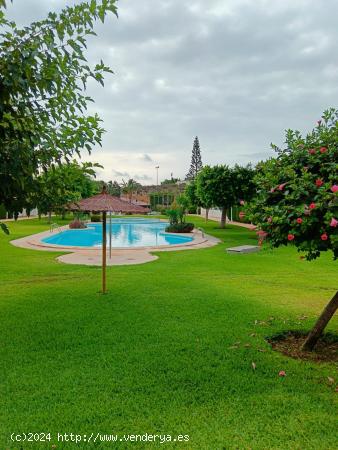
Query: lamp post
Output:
[[155, 166, 159, 186]]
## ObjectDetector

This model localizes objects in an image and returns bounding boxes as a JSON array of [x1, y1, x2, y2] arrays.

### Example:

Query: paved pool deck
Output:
[[10, 225, 220, 266]]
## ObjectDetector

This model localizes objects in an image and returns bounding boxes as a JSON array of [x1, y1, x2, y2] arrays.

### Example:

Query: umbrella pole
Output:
[[109, 211, 112, 259], [102, 211, 107, 293]]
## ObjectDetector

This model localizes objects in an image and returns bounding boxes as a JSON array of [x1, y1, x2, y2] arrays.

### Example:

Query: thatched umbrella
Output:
[[68, 186, 149, 293]]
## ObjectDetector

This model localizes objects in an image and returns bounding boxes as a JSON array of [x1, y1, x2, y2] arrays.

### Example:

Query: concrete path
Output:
[[10, 226, 220, 266]]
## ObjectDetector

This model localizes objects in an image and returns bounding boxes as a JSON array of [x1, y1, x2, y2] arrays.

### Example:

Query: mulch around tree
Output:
[[267, 331, 338, 363]]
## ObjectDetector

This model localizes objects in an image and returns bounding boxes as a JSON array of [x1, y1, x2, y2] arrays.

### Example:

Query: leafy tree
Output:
[[122, 179, 142, 203], [248, 108, 338, 351], [107, 180, 121, 197], [35, 161, 99, 221], [184, 180, 199, 211], [0, 0, 117, 224], [196, 165, 236, 228], [231, 164, 256, 203], [186, 136, 203, 180], [184, 179, 210, 217]]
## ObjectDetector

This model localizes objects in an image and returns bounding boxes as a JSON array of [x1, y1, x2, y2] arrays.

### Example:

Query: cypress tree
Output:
[[186, 136, 203, 180]]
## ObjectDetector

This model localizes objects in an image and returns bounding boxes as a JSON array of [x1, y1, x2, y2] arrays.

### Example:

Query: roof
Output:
[[68, 189, 149, 213], [120, 197, 150, 207]]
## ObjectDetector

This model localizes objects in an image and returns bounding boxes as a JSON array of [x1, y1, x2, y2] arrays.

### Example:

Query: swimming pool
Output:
[[41, 218, 194, 248]]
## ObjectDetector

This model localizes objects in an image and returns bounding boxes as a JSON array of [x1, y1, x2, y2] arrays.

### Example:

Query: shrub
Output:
[[0, 204, 6, 219], [91, 214, 101, 222], [69, 219, 87, 229], [165, 222, 194, 233]]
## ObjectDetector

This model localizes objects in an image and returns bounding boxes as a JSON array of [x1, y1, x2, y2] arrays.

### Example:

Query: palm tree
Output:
[[121, 179, 142, 203]]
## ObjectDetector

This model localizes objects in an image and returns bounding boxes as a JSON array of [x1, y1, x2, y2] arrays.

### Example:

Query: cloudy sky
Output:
[[6, 0, 338, 184]]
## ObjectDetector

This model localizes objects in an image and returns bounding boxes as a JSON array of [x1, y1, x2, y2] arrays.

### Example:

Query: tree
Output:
[[184, 180, 199, 211], [231, 164, 256, 203], [248, 108, 338, 351], [196, 165, 236, 228], [107, 180, 121, 197], [186, 136, 203, 180], [35, 161, 99, 221], [121, 179, 142, 203], [185, 179, 209, 217], [0, 0, 117, 223]]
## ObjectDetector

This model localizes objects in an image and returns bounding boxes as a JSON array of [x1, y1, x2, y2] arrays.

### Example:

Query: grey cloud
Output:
[[6, 0, 338, 183], [140, 153, 153, 162], [133, 174, 152, 181], [111, 169, 130, 178]]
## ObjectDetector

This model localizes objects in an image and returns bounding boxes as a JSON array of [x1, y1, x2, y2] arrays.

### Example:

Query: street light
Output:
[[155, 166, 159, 185]]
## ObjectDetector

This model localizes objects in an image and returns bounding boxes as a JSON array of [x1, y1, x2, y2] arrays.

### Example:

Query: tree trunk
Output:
[[102, 211, 107, 294], [220, 207, 226, 229], [205, 208, 209, 222], [48, 211, 52, 223], [301, 291, 338, 351]]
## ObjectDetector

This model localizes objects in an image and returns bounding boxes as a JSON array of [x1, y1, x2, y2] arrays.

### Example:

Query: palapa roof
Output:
[[68, 187, 149, 213]]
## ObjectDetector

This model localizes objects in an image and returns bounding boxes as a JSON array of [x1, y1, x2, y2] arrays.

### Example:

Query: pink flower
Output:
[[315, 179, 324, 187], [279, 370, 286, 377], [270, 188, 275, 193], [320, 147, 327, 153], [296, 218, 303, 224], [288, 234, 295, 241], [239, 200, 245, 206], [331, 185, 338, 193], [278, 183, 287, 191], [330, 218, 338, 227], [308, 148, 316, 155], [321, 233, 328, 241], [267, 216, 272, 223], [309, 203, 316, 209]]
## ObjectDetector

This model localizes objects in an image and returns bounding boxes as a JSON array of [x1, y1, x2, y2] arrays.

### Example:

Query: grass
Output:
[[0, 216, 337, 449]]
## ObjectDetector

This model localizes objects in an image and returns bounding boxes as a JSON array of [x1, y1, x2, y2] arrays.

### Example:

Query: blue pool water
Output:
[[42, 218, 194, 248]]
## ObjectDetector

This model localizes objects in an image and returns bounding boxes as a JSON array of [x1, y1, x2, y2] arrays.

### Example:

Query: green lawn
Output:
[[0, 216, 337, 449]]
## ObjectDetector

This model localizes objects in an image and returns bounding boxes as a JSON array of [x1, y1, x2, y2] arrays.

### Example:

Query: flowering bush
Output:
[[248, 109, 338, 261], [247, 109, 338, 351]]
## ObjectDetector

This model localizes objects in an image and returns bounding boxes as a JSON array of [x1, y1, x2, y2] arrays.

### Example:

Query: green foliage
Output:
[[176, 194, 190, 212], [121, 179, 142, 202], [231, 164, 256, 202], [0, 221, 8, 234], [0, 203, 6, 219], [90, 213, 101, 222], [186, 136, 203, 180], [166, 208, 182, 226], [0, 0, 118, 214], [248, 108, 338, 260], [165, 222, 194, 233], [107, 180, 122, 197], [33, 161, 99, 219], [166, 195, 190, 226], [196, 165, 236, 227], [184, 180, 199, 209], [93, 179, 121, 196]]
